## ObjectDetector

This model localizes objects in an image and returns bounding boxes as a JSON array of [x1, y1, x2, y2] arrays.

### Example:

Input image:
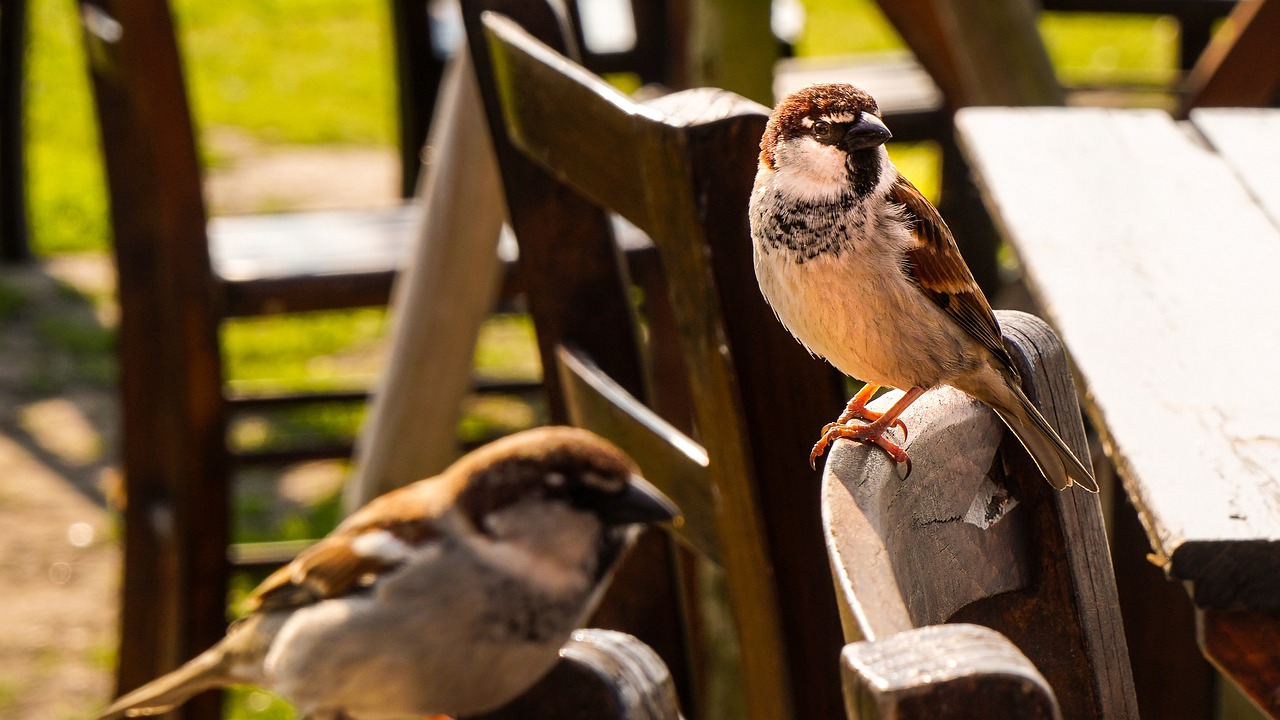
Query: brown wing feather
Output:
[[888, 175, 1017, 376], [247, 478, 455, 613]]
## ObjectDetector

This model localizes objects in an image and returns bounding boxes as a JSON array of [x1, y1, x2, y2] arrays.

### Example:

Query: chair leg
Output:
[[1, 0, 32, 263], [390, 0, 447, 198]]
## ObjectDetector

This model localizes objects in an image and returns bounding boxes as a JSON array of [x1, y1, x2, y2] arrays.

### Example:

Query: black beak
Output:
[[841, 115, 892, 151], [597, 475, 681, 526]]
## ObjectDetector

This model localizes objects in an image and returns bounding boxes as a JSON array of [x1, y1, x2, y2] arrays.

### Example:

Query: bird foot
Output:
[[809, 421, 911, 474], [824, 412, 907, 442]]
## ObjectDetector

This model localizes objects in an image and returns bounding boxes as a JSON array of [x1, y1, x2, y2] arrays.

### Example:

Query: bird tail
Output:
[[94, 645, 230, 719], [989, 382, 1098, 493]]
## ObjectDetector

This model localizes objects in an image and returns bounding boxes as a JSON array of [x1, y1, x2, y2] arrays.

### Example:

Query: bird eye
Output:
[[812, 120, 832, 139]]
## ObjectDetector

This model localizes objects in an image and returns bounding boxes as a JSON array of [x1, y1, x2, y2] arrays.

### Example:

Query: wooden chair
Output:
[[823, 310, 1138, 719], [74, 2, 538, 717], [472, 629, 683, 720], [461, 2, 850, 718]]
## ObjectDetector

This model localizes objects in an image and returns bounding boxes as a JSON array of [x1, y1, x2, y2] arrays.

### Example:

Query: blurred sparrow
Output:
[[95, 426, 680, 720], [749, 83, 1096, 492]]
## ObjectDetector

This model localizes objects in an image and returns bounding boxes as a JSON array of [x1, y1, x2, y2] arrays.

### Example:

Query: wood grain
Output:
[[822, 311, 1137, 719], [842, 624, 1061, 720], [957, 107, 1280, 610]]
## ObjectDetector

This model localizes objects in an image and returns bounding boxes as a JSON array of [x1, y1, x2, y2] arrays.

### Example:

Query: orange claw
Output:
[[809, 421, 910, 470], [810, 386, 927, 472], [833, 384, 908, 440]]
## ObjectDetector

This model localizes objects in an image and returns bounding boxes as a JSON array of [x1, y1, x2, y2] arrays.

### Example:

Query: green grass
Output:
[[25, 0, 395, 255]]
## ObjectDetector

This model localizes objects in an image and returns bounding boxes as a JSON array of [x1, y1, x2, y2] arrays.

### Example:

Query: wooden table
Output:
[[956, 106, 1280, 718]]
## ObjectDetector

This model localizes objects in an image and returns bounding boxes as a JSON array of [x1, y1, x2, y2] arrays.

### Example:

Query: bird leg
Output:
[[822, 383, 908, 438], [810, 386, 926, 469]]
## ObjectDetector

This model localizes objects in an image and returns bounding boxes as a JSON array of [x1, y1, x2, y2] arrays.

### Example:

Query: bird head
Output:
[[759, 83, 892, 201], [455, 426, 679, 584]]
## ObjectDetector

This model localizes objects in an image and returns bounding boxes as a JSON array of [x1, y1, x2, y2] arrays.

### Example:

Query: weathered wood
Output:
[[469, 6, 847, 718], [823, 311, 1137, 719], [1191, 109, 1280, 228], [471, 630, 683, 720], [842, 624, 1061, 720], [0, 0, 29, 263], [344, 48, 507, 507], [957, 107, 1280, 610], [1181, 0, 1280, 114], [1199, 609, 1280, 717]]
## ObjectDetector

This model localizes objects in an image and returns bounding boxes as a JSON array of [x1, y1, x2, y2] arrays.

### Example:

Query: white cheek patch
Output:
[[349, 529, 416, 564], [772, 137, 849, 201]]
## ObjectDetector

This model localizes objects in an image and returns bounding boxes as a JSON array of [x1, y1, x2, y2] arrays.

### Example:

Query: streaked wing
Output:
[[888, 175, 1016, 375], [248, 478, 452, 613]]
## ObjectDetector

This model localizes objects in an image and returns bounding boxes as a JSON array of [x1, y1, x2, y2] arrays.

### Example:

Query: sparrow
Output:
[[749, 83, 1097, 493], [94, 426, 680, 720]]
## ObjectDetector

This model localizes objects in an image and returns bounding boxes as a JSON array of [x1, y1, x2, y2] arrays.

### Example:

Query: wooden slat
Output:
[[1191, 109, 1280, 228], [842, 624, 1061, 720], [874, 0, 1063, 109], [1181, 0, 1280, 113], [476, 10, 847, 719], [956, 107, 1280, 609], [464, 6, 694, 715], [556, 345, 718, 565]]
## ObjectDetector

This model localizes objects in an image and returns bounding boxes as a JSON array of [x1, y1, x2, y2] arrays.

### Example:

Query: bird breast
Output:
[[750, 179, 970, 389]]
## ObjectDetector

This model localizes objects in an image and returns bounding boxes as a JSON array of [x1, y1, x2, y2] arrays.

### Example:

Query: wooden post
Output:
[[684, 0, 775, 104], [0, 0, 31, 263], [346, 46, 506, 508]]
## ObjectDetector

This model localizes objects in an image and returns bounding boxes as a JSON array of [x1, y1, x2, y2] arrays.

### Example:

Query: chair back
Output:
[[461, 2, 847, 718]]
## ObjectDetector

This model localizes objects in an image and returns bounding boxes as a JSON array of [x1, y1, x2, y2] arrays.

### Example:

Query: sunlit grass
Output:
[[24, 0, 395, 255]]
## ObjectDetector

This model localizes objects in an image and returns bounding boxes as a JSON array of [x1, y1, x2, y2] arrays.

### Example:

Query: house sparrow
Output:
[[94, 426, 680, 720], [749, 84, 1097, 493]]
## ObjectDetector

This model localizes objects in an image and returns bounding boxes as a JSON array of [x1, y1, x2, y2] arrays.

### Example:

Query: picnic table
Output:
[[956, 106, 1280, 717]]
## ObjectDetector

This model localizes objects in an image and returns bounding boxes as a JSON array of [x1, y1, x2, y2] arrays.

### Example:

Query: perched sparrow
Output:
[[95, 426, 680, 720], [749, 83, 1097, 492]]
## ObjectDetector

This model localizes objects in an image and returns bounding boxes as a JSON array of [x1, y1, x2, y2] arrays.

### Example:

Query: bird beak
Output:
[[598, 475, 681, 526], [841, 114, 892, 151]]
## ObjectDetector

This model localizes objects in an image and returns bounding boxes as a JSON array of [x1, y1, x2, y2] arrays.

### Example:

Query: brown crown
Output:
[[759, 84, 880, 169]]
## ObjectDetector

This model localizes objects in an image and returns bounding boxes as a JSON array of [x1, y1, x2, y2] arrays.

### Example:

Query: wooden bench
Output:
[[958, 105, 1280, 719]]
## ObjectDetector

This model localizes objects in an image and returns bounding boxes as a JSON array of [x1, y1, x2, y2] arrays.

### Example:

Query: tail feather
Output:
[[94, 646, 230, 720], [990, 384, 1098, 493]]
